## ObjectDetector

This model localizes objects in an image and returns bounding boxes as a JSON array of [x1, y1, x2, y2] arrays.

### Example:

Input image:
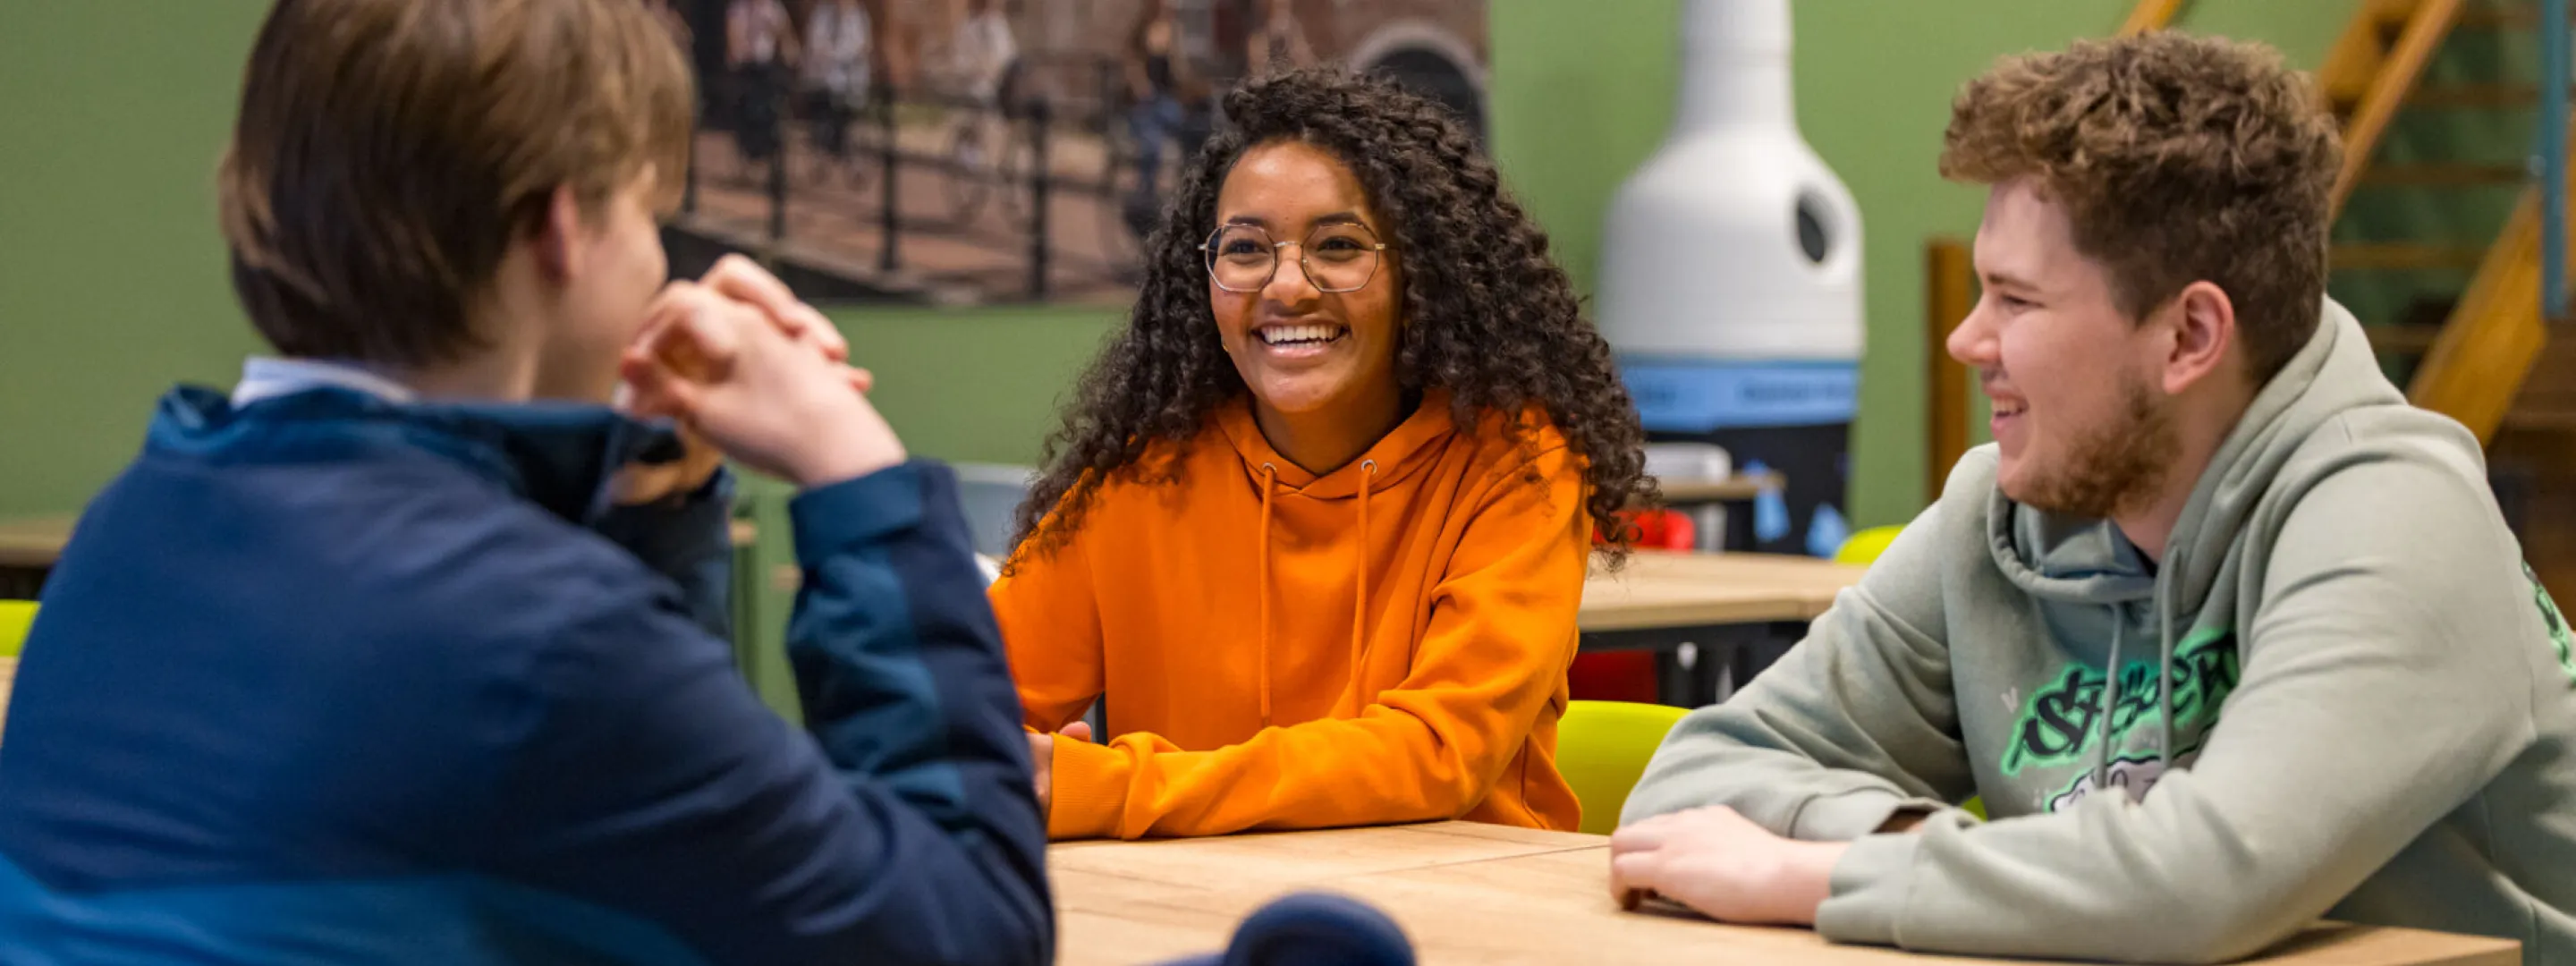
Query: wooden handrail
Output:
[[2330, 0, 2468, 216], [2411, 186, 2556, 444], [2117, 0, 2190, 36]]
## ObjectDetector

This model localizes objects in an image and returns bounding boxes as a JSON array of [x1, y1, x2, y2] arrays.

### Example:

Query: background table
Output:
[[1051, 822, 2518, 966], [1651, 471, 1784, 505], [0, 515, 758, 603], [0, 517, 71, 600], [1579, 551, 1862, 706], [0, 656, 16, 745]]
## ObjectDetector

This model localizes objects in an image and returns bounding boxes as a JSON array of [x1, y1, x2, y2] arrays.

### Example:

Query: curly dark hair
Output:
[[1008, 67, 1653, 568]]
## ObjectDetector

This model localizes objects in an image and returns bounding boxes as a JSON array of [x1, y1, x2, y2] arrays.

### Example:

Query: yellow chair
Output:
[[1560, 697, 1990, 830], [1558, 699, 1690, 835], [1833, 525, 1905, 567], [0, 601, 34, 658]]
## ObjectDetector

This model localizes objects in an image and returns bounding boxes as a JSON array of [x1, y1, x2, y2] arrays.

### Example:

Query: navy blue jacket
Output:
[[0, 386, 1051, 964]]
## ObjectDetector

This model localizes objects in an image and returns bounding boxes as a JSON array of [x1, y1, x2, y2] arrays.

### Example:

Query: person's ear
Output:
[[531, 185, 584, 284], [2158, 281, 2236, 395]]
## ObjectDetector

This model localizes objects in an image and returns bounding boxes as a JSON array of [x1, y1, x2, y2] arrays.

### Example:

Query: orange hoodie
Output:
[[991, 392, 1589, 840]]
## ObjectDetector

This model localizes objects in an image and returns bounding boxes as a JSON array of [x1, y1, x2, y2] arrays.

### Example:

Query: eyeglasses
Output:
[[1199, 223, 1388, 293]]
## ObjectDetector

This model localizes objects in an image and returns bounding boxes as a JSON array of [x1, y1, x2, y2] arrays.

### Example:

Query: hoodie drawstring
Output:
[[2090, 614, 2124, 792], [1253, 458, 1384, 724], [1257, 462, 1278, 727], [2156, 557, 2178, 775], [2157, 606, 2176, 769], [2095, 570, 2183, 801], [1344, 460, 1377, 711], [1254, 458, 1384, 724]]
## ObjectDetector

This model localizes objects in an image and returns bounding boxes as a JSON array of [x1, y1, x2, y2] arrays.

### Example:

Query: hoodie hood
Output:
[[1214, 389, 1458, 498], [1986, 509, 2158, 607], [2153, 299, 2410, 615]]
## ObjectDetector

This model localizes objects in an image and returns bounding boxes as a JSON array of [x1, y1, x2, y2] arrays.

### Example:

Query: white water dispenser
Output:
[[1597, 0, 1864, 556]]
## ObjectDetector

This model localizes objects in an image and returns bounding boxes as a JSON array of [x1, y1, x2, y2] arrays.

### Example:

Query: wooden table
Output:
[[1650, 470, 1783, 505], [1578, 552, 1862, 706], [0, 656, 16, 745], [1052, 822, 2517, 966], [0, 517, 72, 599], [0, 517, 71, 570], [1580, 550, 1857, 631], [0, 516, 758, 602]]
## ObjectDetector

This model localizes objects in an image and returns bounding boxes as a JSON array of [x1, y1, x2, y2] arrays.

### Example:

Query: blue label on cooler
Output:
[[1621, 359, 1860, 433]]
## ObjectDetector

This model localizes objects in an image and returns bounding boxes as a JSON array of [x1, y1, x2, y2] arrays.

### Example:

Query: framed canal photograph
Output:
[[661, 0, 1491, 307]]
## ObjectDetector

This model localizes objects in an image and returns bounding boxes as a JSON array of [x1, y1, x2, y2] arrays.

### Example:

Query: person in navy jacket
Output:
[[0, 1, 1049, 962]]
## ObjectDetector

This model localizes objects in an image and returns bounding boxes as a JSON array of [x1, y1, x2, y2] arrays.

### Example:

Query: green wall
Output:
[[0, 1, 268, 520], [0, 0, 2364, 526], [826, 303, 1118, 467]]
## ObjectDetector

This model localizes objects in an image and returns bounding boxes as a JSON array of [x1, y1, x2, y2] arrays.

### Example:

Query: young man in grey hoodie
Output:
[[1611, 32, 2576, 965]]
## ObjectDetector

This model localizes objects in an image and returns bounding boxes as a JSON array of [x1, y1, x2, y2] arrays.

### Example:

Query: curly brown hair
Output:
[[1008, 67, 1653, 567], [1939, 32, 2343, 380]]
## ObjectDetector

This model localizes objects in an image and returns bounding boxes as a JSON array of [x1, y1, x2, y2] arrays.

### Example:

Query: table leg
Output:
[[1652, 648, 1695, 708], [1691, 503, 1728, 553]]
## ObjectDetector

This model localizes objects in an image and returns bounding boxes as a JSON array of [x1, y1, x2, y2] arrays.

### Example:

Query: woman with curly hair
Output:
[[993, 67, 1653, 841]]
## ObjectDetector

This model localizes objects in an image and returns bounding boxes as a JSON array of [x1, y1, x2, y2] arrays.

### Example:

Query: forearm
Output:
[[1623, 597, 1971, 839], [787, 462, 1044, 850], [1625, 718, 1962, 841]]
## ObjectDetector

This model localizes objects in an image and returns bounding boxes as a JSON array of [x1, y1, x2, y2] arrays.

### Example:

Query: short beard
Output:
[[2014, 374, 2175, 520]]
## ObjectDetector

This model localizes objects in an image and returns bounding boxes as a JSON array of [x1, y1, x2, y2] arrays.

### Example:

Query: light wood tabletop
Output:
[[1579, 551, 1863, 632], [1051, 822, 2519, 966], [0, 518, 72, 571], [0, 515, 756, 572], [0, 656, 15, 745]]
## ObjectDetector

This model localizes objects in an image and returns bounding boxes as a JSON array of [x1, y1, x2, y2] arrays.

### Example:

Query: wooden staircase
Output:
[[2305, 0, 2559, 441], [2135, 0, 2576, 596], [2313, 0, 2576, 603], [2117, 0, 2567, 439]]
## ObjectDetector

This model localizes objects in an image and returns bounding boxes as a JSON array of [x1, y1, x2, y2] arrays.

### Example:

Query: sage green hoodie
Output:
[[1623, 300, 2576, 964]]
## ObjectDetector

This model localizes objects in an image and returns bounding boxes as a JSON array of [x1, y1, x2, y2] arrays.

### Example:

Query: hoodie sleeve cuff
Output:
[[788, 461, 944, 560], [1047, 735, 1132, 840], [1815, 830, 1922, 948], [1790, 789, 1953, 842]]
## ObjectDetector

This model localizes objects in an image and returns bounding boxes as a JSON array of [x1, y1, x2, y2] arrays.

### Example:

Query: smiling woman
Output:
[[988, 66, 1653, 842]]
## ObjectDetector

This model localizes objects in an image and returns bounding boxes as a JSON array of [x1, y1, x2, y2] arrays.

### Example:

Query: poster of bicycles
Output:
[[658, 0, 1490, 308]]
